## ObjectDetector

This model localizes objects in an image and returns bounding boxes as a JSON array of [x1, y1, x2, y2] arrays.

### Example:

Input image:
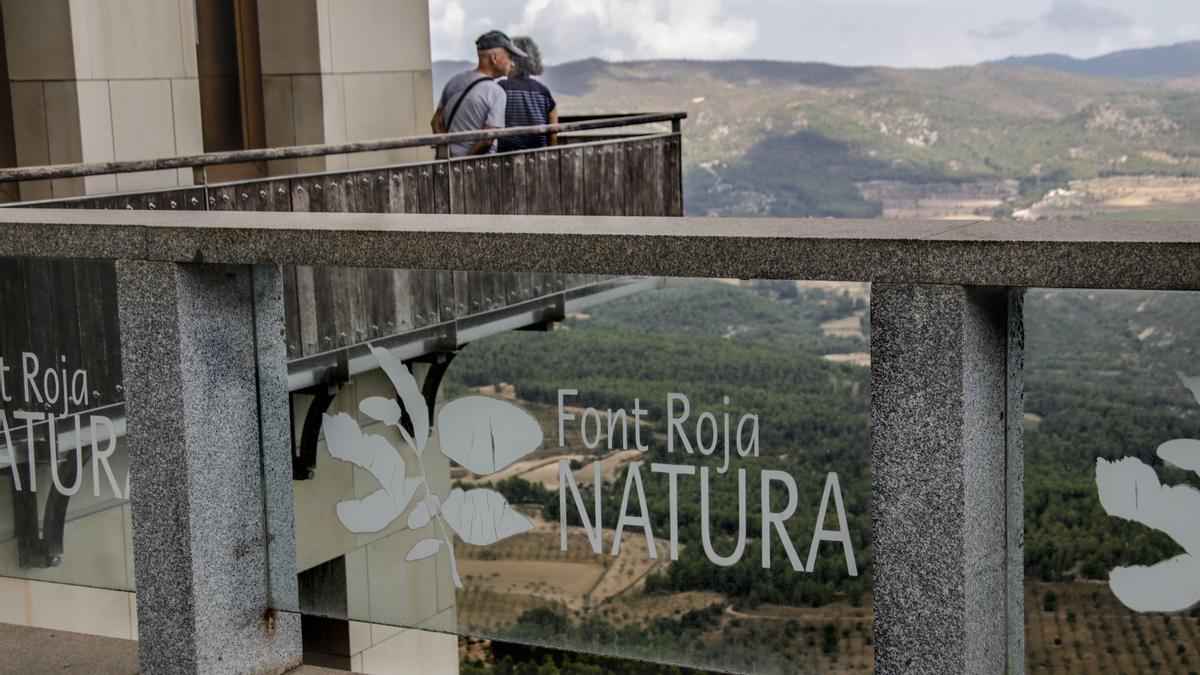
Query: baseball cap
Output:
[[476, 30, 528, 58]]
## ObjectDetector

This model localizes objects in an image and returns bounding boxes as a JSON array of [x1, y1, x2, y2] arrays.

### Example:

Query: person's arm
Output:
[[548, 107, 558, 146], [466, 123, 496, 156], [432, 83, 451, 133]]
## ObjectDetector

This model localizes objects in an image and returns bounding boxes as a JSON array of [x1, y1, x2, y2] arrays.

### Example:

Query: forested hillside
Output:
[[450, 281, 873, 609], [437, 46, 1200, 220], [988, 40, 1200, 81], [446, 278, 1200, 673], [451, 280, 1200, 586]]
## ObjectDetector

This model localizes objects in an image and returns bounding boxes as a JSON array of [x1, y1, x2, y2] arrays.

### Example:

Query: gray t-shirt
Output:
[[438, 70, 506, 157]]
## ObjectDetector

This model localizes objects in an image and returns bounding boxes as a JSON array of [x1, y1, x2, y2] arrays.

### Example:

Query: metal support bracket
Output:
[[289, 349, 458, 480], [291, 351, 349, 480], [404, 351, 457, 436], [6, 446, 92, 568]]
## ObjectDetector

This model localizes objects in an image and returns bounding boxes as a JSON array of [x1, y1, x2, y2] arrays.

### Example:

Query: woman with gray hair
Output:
[[498, 36, 558, 152]]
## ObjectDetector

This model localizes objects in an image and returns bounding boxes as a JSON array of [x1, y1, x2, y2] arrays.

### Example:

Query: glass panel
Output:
[[1024, 288, 1200, 673], [0, 258, 134, 593], [289, 269, 873, 673]]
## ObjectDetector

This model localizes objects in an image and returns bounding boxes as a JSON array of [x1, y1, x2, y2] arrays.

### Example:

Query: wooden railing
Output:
[[0, 124, 683, 399], [0, 113, 684, 184]]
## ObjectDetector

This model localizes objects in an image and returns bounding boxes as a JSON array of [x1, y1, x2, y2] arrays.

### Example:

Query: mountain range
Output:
[[987, 40, 1200, 81], [434, 41, 1200, 219]]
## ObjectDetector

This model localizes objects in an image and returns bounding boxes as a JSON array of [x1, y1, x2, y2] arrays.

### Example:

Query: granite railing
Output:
[[2, 210, 1198, 673]]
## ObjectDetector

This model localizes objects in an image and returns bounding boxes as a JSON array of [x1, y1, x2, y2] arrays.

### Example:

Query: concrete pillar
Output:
[[116, 261, 301, 674], [870, 284, 1024, 674]]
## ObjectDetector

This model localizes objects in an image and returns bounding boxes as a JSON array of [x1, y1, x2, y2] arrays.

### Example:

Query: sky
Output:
[[428, 0, 1200, 68]]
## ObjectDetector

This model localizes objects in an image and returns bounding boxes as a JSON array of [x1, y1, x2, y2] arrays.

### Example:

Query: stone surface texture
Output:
[[1005, 290, 1026, 670], [117, 261, 301, 674], [0, 620, 351, 675], [254, 265, 302, 613], [871, 284, 1023, 674], [2, 210, 1199, 290]]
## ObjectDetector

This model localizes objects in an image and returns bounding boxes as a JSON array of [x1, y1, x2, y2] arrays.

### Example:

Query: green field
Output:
[[1092, 206, 1200, 221]]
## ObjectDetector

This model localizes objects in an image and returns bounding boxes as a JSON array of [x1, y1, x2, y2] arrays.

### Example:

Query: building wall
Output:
[[257, 0, 434, 176], [1, 0, 203, 200], [1, 0, 435, 198]]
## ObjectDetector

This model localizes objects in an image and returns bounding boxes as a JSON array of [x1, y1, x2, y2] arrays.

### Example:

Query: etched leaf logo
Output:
[[1095, 372, 1200, 612], [322, 412, 423, 533], [437, 396, 544, 474], [441, 487, 535, 545], [319, 343, 543, 587]]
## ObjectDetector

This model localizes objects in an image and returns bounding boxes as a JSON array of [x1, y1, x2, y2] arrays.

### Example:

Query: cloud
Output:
[[970, 1, 1132, 42], [969, 19, 1036, 41], [1042, 0, 1131, 33], [429, 0, 466, 52], [1130, 24, 1156, 43], [503, 0, 758, 61], [430, 0, 497, 60]]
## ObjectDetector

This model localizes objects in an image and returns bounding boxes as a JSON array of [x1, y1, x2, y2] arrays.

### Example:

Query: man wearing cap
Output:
[[431, 31, 527, 157]]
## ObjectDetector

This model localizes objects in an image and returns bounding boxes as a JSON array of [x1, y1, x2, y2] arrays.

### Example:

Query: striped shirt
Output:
[[497, 77, 557, 152]]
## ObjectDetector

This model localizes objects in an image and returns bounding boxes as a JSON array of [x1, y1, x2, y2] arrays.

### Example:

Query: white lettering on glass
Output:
[[1, 353, 125, 500]]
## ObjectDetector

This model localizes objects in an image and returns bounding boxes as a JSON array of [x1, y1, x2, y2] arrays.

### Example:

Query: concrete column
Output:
[[116, 261, 301, 674], [870, 284, 1024, 674]]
